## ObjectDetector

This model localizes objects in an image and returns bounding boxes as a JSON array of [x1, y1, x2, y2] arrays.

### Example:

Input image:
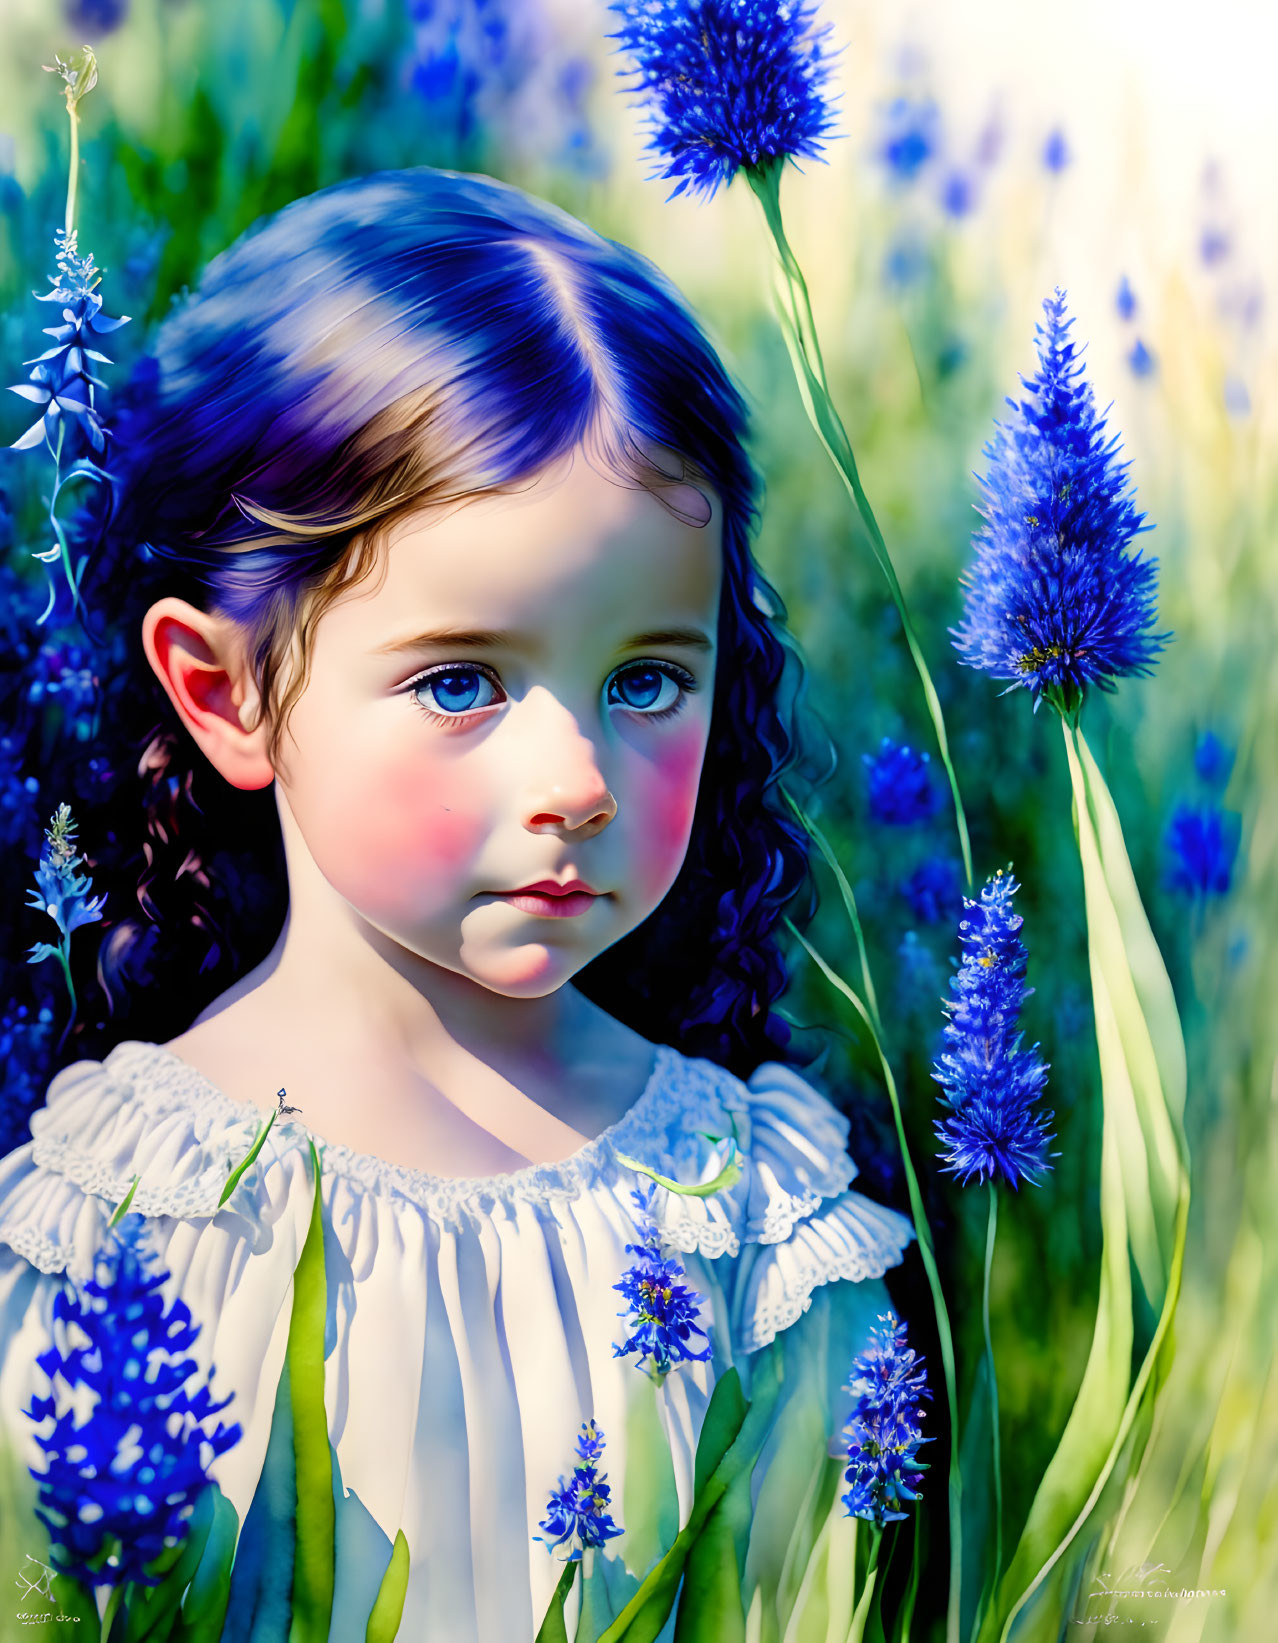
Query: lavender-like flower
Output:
[[535, 1420, 624, 1561], [841, 1312, 930, 1527], [608, 0, 838, 199], [953, 291, 1168, 712], [613, 1183, 712, 1378], [1127, 339, 1156, 379], [1163, 803, 1240, 900], [9, 228, 127, 456], [863, 737, 940, 826], [1115, 275, 1138, 323], [26, 803, 105, 1052], [1042, 127, 1070, 172], [24, 1214, 242, 1593], [932, 871, 1054, 1190]]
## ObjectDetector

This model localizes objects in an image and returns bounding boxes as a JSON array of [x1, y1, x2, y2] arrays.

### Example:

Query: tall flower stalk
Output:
[[932, 870, 1053, 1619], [957, 293, 1190, 1642], [8, 47, 128, 629], [25, 803, 106, 1053], [608, 0, 972, 888]]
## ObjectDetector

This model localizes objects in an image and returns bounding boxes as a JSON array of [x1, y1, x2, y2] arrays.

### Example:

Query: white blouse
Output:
[[0, 1039, 912, 1642]]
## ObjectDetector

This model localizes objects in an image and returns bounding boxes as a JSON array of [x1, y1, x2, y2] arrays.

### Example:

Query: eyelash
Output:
[[404, 660, 700, 728]]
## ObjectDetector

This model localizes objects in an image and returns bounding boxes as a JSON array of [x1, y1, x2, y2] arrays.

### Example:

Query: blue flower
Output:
[[613, 1184, 712, 1378], [876, 94, 940, 186], [863, 737, 940, 826], [608, 0, 839, 199], [66, 0, 130, 32], [24, 1214, 242, 1590], [8, 229, 128, 456], [1200, 226, 1230, 267], [900, 856, 961, 924], [932, 871, 1054, 1190], [1163, 803, 1240, 900], [1042, 128, 1070, 172], [1127, 339, 1156, 378], [1115, 275, 1138, 322], [0, 1001, 55, 1158], [841, 1312, 930, 1526], [535, 1420, 624, 1561], [940, 168, 977, 218], [1193, 730, 1233, 789], [952, 290, 1168, 709], [25, 803, 105, 963]]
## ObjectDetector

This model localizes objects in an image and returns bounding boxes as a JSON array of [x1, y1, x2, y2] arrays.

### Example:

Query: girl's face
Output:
[[272, 452, 722, 997]]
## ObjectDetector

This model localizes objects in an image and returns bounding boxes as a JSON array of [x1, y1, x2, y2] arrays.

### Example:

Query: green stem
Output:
[[745, 159, 973, 890], [65, 91, 79, 235], [983, 1184, 1003, 1596], [54, 942, 78, 1054], [99, 1579, 124, 1642], [848, 1524, 884, 1643], [788, 920, 963, 1643]]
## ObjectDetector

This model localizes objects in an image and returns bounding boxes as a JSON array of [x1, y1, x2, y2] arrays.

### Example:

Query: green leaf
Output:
[[364, 1529, 410, 1643], [167, 1488, 239, 1643], [121, 1483, 221, 1642], [219, 1111, 279, 1208], [108, 1174, 140, 1226], [613, 1142, 742, 1199], [534, 1559, 578, 1643], [288, 1138, 335, 1642], [978, 724, 1191, 1643], [597, 1359, 780, 1643]]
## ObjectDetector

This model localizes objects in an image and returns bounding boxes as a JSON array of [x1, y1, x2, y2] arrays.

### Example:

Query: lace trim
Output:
[[97, 1040, 695, 1222], [739, 1239, 904, 1354], [0, 1221, 74, 1277], [29, 1131, 258, 1223]]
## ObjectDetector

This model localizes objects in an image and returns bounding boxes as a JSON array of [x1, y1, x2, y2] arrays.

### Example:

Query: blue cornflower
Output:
[[9, 229, 128, 455], [26, 803, 105, 962], [1127, 339, 1156, 378], [1115, 275, 1138, 322], [932, 871, 1054, 1190], [876, 94, 941, 186], [608, 0, 839, 200], [841, 1312, 930, 1527], [863, 737, 940, 826], [24, 1214, 242, 1591], [1163, 803, 1240, 900], [900, 856, 961, 925], [1193, 730, 1233, 789], [1042, 128, 1070, 172], [535, 1420, 624, 1561], [613, 1184, 712, 1378], [952, 290, 1168, 709]]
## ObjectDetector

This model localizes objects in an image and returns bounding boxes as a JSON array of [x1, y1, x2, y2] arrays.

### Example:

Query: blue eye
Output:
[[606, 662, 696, 716], [410, 666, 501, 717]]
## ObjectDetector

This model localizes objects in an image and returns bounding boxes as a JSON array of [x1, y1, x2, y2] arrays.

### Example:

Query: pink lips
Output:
[[496, 877, 603, 919]]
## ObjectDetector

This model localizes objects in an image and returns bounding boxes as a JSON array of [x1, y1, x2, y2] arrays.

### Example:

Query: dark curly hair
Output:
[[86, 167, 824, 1077]]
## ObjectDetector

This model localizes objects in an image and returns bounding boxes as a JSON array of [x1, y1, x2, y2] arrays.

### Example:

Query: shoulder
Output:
[[623, 1048, 913, 1352], [0, 1042, 310, 1280]]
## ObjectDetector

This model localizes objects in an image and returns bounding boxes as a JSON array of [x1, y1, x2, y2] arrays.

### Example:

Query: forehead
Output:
[[332, 454, 723, 645]]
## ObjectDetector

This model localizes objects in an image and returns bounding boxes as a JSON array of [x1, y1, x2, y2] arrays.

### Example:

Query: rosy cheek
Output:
[[631, 725, 708, 903], [327, 752, 488, 911]]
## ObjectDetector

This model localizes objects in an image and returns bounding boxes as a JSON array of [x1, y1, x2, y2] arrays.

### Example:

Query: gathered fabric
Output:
[[0, 1039, 912, 1642]]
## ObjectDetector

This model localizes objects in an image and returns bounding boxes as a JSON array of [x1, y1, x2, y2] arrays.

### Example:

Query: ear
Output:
[[141, 597, 276, 791]]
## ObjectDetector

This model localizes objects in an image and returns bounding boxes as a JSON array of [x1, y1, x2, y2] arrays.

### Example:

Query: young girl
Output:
[[0, 168, 912, 1640]]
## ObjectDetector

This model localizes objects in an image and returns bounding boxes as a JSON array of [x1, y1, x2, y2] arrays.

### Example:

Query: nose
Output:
[[520, 697, 617, 837]]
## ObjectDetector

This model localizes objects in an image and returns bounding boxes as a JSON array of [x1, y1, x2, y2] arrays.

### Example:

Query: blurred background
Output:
[[0, 0, 1273, 1637]]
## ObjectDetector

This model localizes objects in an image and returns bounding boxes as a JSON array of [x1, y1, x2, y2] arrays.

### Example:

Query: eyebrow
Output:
[[374, 624, 714, 657]]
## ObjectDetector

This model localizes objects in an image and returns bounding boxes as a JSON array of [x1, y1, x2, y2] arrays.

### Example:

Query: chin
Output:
[[461, 942, 583, 998]]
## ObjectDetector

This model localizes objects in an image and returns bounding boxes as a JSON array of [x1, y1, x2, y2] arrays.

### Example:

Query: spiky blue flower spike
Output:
[[932, 871, 1055, 1190], [842, 1312, 931, 1526], [535, 1421, 624, 1561], [613, 1183, 712, 1379], [24, 1214, 242, 1591], [608, 0, 839, 199], [953, 291, 1168, 716]]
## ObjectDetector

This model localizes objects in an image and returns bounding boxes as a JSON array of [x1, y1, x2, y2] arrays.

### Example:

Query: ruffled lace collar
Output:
[[97, 1038, 712, 1217]]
